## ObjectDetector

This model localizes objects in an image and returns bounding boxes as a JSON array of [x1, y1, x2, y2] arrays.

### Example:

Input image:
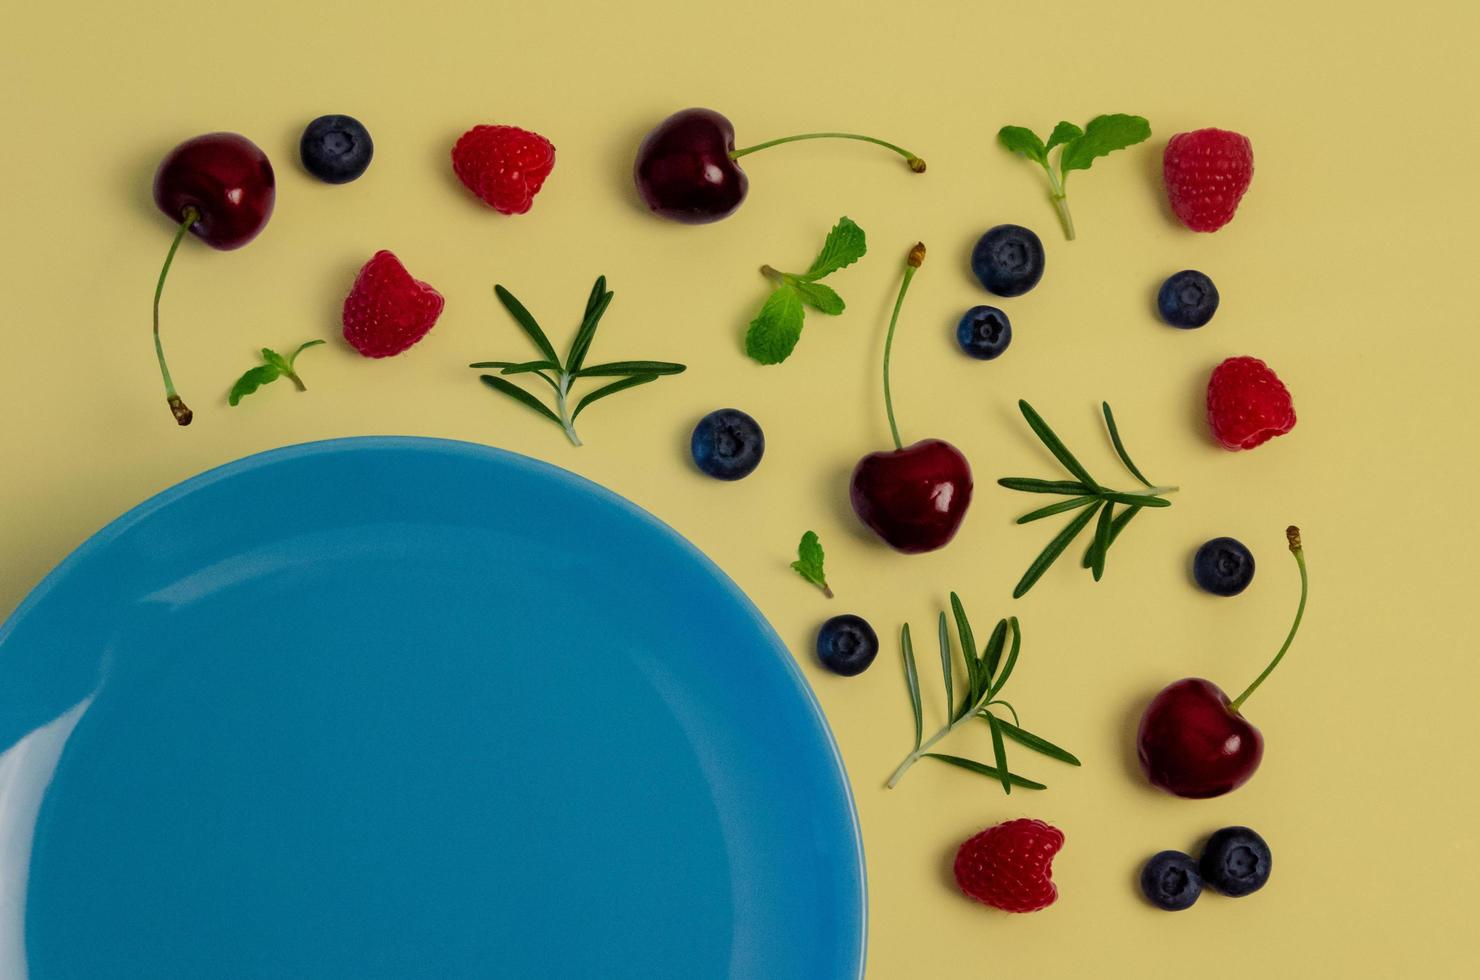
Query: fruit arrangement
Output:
[[136, 106, 1308, 923]]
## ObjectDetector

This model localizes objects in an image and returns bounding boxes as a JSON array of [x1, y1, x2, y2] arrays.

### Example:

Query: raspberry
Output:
[[1206, 356, 1296, 451], [1163, 128, 1254, 232], [451, 124, 556, 215], [953, 818, 1064, 913], [341, 250, 445, 358]]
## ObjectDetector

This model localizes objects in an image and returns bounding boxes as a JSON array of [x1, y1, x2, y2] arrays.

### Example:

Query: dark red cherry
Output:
[[633, 108, 925, 224], [851, 439, 973, 553], [1136, 527, 1310, 800], [1136, 678, 1263, 798], [633, 109, 747, 224], [149, 132, 275, 425], [153, 132, 275, 249]]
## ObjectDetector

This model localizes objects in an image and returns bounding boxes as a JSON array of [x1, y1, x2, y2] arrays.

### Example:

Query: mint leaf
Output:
[[261, 348, 292, 375], [228, 364, 281, 406], [745, 284, 805, 365], [803, 217, 867, 280], [1059, 114, 1151, 175], [230, 339, 324, 405], [999, 113, 1150, 240], [791, 280, 845, 316], [791, 531, 832, 597], [289, 339, 326, 366], [997, 126, 1047, 165], [1046, 121, 1083, 152]]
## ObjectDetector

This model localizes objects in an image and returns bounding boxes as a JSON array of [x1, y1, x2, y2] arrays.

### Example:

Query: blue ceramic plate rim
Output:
[[0, 436, 867, 977]]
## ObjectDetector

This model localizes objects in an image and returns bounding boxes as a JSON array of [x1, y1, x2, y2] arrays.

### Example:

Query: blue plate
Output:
[[0, 438, 865, 979]]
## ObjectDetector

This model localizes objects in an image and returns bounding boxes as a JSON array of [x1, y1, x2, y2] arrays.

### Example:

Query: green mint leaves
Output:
[[998, 114, 1151, 241], [745, 217, 867, 364], [790, 531, 833, 597], [227, 340, 325, 406], [470, 276, 686, 447], [886, 595, 1081, 793]]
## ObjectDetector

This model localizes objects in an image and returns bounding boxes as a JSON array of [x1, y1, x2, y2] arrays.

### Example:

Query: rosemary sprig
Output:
[[886, 593, 1080, 793], [1000, 400, 1177, 597], [470, 276, 686, 446]]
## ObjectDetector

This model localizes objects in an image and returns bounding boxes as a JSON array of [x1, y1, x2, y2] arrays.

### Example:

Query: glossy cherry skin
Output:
[[850, 439, 973, 553], [1137, 677, 1264, 798], [153, 132, 275, 250], [633, 108, 748, 223]]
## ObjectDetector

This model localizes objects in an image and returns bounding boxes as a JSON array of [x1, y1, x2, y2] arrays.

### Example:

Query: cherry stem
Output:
[[153, 207, 198, 425], [1230, 527, 1308, 712], [729, 133, 926, 173], [881, 244, 926, 451]]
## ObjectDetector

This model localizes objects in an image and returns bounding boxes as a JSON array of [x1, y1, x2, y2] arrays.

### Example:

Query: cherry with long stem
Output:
[[1230, 526, 1309, 712], [730, 133, 926, 173], [881, 243, 926, 449], [153, 207, 198, 426]]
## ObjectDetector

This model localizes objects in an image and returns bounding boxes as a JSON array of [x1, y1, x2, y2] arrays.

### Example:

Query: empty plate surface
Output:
[[0, 438, 865, 979]]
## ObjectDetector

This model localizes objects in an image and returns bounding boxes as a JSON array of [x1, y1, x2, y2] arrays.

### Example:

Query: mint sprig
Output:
[[790, 531, 832, 598], [999, 401, 1178, 597], [745, 217, 866, 364], [998, 114, 1151, 240], [471, 276, 686, 446], [886, 594, 1080, 793], [227, 340, 325, 406]]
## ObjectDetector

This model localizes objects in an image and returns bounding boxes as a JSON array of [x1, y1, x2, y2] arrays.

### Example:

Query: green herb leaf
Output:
[[936, 611, 955, 724], [566, 277, 612, 373], [289, 339, 326, 365], [901, 624, 922, 751], [574, 361, 685, 377], [1090, 500, 1114, 580], [1059, 114, 1151, 175], [1017, 495, 1099, 524], [790, 531, 832, 597], [982, 619, 1007, 682], [995, 718, 1081, 766], [228, 364, 281, 406], [571, 374, 657, 420], [1097, 491, 1171, 508], [984, 711, 1013, 795], [1013, 501, 1102, 598], [950, 593, 981, 701], [1102, 402, 1153, 487], [791, 280, 846, 316], [494, 284, 562, 366], [261, 348, 292, 375], [1046, 121, 1084, 152], [1018, 400, 1100, 489], [988, 617, 1021, 697], [803, 216, 867, 279], [997, 126, 1047, 166], [925, 754, 1047, 789], [479, 374, 563, 426], [497, 360, 562, 375], [998, 477, 1094, 495], [745, 284, 805, 365], [1083, 505, 1142, 568]]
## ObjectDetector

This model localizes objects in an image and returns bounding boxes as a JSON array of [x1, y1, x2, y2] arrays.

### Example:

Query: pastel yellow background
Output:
[[2, 0, 1477, 975]]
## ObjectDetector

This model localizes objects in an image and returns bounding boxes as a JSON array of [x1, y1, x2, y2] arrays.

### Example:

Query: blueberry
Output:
[[300, 114, 374, 184], [1193, 537, 1256, 596], [690, 409, 764, 480], [1200, 826, 1272, 897], [1157, 270, 1219, 328], [815, 615, 879, 676], [1140, 850, 1203, 911], [955, 306, 1012, 360], [971, 224, 1045, 297]]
